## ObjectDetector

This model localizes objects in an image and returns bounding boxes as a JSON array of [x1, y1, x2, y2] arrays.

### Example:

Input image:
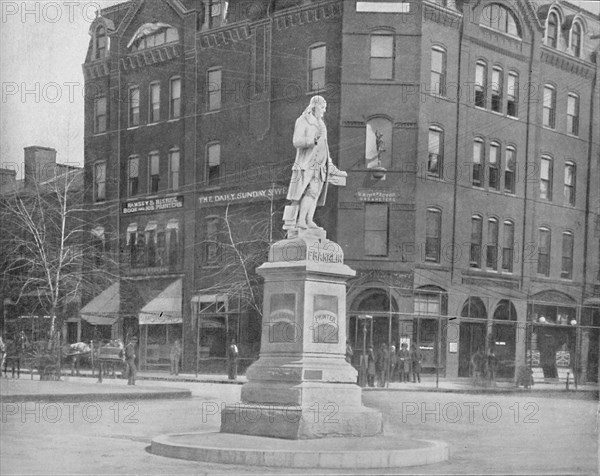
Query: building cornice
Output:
[[540, 45, 595, 79]]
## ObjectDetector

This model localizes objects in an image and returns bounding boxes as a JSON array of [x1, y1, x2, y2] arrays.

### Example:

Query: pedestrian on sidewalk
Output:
[[398, 343, 410, 382], [376, 343, 389, 387], [367, 346, 376, 387], [389, 345, 397, 383], [170, 339, 182, 376], [125, 337, 137, 386], [470, 347, 484, 386], [410, 343, 422, 383], [227, 339, 239, 380]]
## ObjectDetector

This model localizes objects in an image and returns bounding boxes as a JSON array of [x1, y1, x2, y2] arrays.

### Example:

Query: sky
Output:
[[1, 0, 599, 177]]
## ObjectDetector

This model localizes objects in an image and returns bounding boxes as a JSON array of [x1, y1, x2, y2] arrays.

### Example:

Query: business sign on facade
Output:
[[199, 186, 288, 206], [122, 196, 184, 215], [356, 189, 398, 202]]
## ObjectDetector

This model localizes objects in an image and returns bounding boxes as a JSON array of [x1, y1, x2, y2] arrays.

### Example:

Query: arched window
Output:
[[540, 156, 553, 201], [365, 117, 392, 169], [472, 138, 484, 187], [546, 12, 559, 48], [166, 220, 180, 267], [428, 126, 444, 177], [567, 93, 580, 136], [493, 300, 517, 321], [537, 227, 551, 276], [488, 142, 500, 190], [486, 218, 499, 270], [430, 46, 446, 96], [504, 146, 516, 194], [561, 231, 574, 279], [95, 25, 107, 59], [542, 84, 556, 128], [470, 215, 483, 268], [480, 4, 521, 37], [128, 23, 179, 51], [491, 66, 503, 113], [571, 22, 582, 57], [474, 61, 487, 108], [564, 161, 576, 206], [461, 297, 487, 319], [425, 208, 441, 262], [145, 222, 158, 267], [507, 71, 519, 117], [502, 220, 515, 272]]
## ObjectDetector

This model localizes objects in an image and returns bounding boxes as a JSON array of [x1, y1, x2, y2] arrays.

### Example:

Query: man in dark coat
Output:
[[125, 337, 137, 386]]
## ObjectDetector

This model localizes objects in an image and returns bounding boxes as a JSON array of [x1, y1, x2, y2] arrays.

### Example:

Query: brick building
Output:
[[83, 0, 599, 382]]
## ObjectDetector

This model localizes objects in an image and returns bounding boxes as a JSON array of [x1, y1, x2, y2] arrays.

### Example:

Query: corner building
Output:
[[83, 0, 600, 382]]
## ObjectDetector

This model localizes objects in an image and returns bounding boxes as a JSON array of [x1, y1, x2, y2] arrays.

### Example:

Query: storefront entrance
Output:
[[491, 300, 517, 378], [458, 297, 487, 377]]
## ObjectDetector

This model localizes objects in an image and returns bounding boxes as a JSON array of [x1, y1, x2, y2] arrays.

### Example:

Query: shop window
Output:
[[537, 227, 551, 276], [474, 61, 487, 108], [364, 203, 388, 256], [507, 71, 519, 117], [169, 148, 180, 190], [491, 67, 503, 113], [546, 12, 559, 48], [561, 232, 574, 280], [149, 152, 159, 194], [94, 96, 107, 133], [129, 86, 140, 127], [207, 143, 221, 185], [430, 46, 446, 96], [480, 4, 521, 37], [425, 208, 441, 262], [128, 156, 139, 197], [488, 142, 500, 190], [308, 44, 326, 91], [470, 215, 482, 268], [504, 147, 516, 194], [564, 162, 576, 206], [170, 77, 181, 119], [567, 93, 579, 136], [365, 117, 392, 170], [472, 138, 484, 187], [207, 68, 222, 111], [370, 32, 394, 80], [94, 162, 106, 202], [543, 85, 556, 128], [540, 156, 553, 201], [149, 82, 160, 123], [428, 126, 443, 177], [502, 220, 514, 273], [486, 218, 499, 270]]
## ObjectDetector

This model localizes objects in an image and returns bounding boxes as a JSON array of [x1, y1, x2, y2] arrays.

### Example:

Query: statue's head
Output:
[[305, 95, 327, 118]]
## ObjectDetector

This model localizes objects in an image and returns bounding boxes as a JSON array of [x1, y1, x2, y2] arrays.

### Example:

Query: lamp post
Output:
[[357, 314, 373, 387]]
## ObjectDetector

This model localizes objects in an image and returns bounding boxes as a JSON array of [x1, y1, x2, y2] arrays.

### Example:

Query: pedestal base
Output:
[[221, 403, 383, 439]]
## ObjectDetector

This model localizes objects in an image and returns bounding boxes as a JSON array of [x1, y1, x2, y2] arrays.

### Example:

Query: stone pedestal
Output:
[[221, 229, 383, 439]]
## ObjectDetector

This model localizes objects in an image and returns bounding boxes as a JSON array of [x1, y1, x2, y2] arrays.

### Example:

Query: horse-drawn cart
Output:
[[96, 343, 125, 383]]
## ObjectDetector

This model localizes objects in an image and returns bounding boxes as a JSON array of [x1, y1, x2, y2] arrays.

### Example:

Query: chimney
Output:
[[24, 146, 57, 185], [0, 168, 17, 192]]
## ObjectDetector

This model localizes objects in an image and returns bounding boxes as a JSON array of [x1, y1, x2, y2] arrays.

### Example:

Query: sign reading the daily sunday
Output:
[[122, 196, 184, 215], [199, 186, 288, 205]]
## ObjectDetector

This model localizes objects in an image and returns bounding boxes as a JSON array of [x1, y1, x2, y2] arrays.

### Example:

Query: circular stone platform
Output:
[[150, 432, 449, 469]]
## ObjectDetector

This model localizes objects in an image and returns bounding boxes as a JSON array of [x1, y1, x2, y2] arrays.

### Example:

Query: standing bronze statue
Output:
[[284, 95, 347, 231]]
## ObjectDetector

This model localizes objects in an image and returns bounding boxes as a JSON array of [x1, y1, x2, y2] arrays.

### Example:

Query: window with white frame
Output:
[[94, 162, 106, 202], [561, 231, 574, 279], [430, 47, 446, 96], [507, 71, 519, 117], [128, 156, 139, 197], [129, 86, 140, 127], [370, 32, 394, 80], [170, 77, 181, 119], [470, 215, 482, 268], [94, 96, 107, 133], [428, 126, 443, 177], [488, 142, 500, 190], [542, 85, 556, 128], [308, 44, 326, 91], [149, 152, 159, 194], [169, 148, 180, 190], [567, 93, 579, 136], [475, 61, 487, 108], [491, 67, 503, 113], [504, 147, 516, 194], [207, 68, 222, 111], [537, 227, 551, 276], [486, 218, 499, 270], [502, 220, 514, 272], [540, 156, 553, 201], [472, 138, 484, 187], [564, 162, 576, 206]]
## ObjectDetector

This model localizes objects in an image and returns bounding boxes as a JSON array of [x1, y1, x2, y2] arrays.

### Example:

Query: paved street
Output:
[[1, 378, 597, 475]]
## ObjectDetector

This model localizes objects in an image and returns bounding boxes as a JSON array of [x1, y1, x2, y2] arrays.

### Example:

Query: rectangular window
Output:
[[149, 152, 159, 194], [128, 157, 139, 197], [567, 94, 579, 136], [309, 45, 326, 91], [94, 96, 107, 133], [475, 62, 487, 108], [94, 162, 106, 202], [543, 86, 556, 128], [170, 77, 181, 119], [169, 149, 180, 190], [472, 140, 483, 187], [470, 216, 482, 268], [564, 163, 575, 205], [502, 221, 514, 272], [207, 143, 221, 185], [425, 209, 441, 262], [488, 143, 499, 190], [540, 157, 553, 201], [491, 67, 503, 113], [149, 83, 160, 123], [428, 128, 443, 177], [129, 86, 140, 127], [364, 203, 388, 256], [430, 48, 446, 96], [504, 148, 516, 194], [507, 72, 518, 117], [486, 219, 499, 269], [207, 69, 222, 111], [537, 228, 551, 276], [370, 34, 394, 80], [561, 233, 573, 279]]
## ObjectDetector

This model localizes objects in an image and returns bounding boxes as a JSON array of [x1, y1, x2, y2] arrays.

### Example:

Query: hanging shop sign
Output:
[[122, 196, 184, 215], [198, 186, 288, 206]]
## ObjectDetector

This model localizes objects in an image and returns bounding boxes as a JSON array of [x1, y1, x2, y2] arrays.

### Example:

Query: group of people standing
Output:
[[358, 342, 423, 387], [469, 347, 497, 387]]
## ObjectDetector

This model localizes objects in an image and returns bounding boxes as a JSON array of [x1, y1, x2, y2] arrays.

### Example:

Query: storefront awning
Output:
[[139, 279, 182, 325], [80, 283, 120, 326]]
